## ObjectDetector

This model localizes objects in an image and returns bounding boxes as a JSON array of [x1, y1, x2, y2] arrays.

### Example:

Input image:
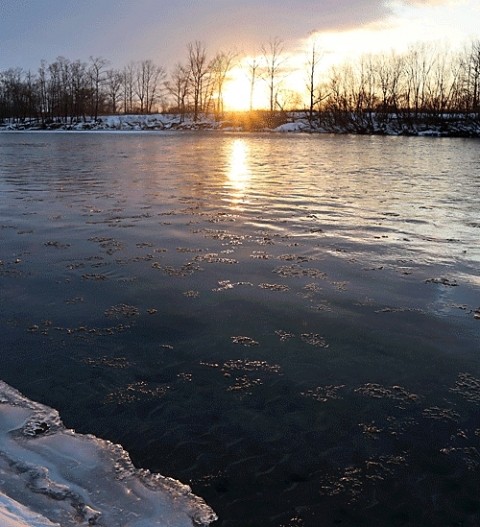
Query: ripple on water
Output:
[[1, 133, 480, 527]]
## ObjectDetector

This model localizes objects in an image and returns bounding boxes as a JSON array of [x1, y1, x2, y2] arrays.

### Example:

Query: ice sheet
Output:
[[0, 381, 217, 527]]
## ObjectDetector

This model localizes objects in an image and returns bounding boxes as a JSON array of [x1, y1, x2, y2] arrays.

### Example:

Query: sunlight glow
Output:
[[221, 0, 478, 112], [223, 66, 269, 112], [223, 70, 251, 112]]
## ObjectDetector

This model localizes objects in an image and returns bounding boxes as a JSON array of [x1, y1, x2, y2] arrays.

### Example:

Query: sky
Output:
[[0, 0, 478, 109]]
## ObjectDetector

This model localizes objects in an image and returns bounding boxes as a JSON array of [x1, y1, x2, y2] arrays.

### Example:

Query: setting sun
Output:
[[223, 72, 250, 111], [223, 65, 271, 112]]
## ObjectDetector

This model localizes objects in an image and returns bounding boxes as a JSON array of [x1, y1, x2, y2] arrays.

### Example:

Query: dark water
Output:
[[1, 131, 480, 526]]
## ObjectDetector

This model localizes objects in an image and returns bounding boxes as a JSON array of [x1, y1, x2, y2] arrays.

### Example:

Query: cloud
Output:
[[132, 0, 391, 64], [394, 0, 462, 5], [1, 0, 471, 73]]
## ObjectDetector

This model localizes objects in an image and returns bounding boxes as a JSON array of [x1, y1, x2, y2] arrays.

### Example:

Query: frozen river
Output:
[[1, 131, 480, 526]]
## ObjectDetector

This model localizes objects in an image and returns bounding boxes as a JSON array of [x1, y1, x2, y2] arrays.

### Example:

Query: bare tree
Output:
[[105, 69, 122, 114], [146, 62, 166, 113], [376, 51, 404, 117], [187, 41, 209, 121], [37, 60, 49, 122], [0, 68, 32, 121], [57, 57, 72, 122], [403, 44, 435, 118], [304, 36, 327, 126], [46, 59, 62, 119], [276, 87, 302, 112], [70, 59, 90, 121], [122, 62, 135, 113], [134, 62, 147, 113], [467, 40, 480, 115], [165, 62, 191, 118], [207, 50, 237, 119], [89, 56, 108, 120], [134, 60, 165, 113], [261, 37, 287, 112], [247, 58, 260, 111], [423, 45, 459, 116]]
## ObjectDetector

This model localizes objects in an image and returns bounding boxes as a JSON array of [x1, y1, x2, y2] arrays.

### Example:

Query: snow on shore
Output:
[[0, 381, 217, 527], [1, 112, 479, 136], [0, 493, 59, 527], [0, 114, 220, 132]]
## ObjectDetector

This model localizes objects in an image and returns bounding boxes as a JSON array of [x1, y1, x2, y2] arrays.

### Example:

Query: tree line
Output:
[[314, 40, 480, 133], [0, 41, 236, 124], [1, 38, 479, 132]]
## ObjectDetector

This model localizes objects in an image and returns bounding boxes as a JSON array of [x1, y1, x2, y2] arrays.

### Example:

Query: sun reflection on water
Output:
[[227, 139, 251, 197]]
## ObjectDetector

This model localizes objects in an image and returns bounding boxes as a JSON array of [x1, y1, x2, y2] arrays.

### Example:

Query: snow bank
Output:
[[273, 121, 309, 132], [2, 112, 479, 136], [0, 493, 59, 527], [0, 381, 217, 527]]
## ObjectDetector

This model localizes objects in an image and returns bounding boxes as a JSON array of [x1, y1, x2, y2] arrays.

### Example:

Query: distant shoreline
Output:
[[1, 112, 480, 138]]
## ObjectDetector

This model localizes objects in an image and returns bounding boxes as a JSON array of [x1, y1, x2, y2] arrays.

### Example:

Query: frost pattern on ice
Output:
[[0, 380, 217, 526]]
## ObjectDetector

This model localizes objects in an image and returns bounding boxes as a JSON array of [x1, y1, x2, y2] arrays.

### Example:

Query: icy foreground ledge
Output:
[[0, 381, 217, 527]]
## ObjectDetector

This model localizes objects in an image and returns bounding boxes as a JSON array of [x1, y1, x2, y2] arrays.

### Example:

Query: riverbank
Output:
[[2, 112, 480, 137]]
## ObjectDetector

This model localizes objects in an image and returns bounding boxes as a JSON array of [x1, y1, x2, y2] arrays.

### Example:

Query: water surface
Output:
[[1, 131, 479, 526]]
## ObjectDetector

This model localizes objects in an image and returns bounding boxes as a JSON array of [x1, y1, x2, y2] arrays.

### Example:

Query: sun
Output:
[[222, 65, 269, 112], [222, 68, 252, 111]]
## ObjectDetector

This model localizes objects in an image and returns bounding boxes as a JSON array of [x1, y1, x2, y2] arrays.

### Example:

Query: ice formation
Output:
[[0, 381, 217, 526]]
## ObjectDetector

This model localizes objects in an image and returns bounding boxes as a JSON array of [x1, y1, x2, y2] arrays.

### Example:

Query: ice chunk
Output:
[[0, 492, 60, 526], [0, 381, 217, 526]]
